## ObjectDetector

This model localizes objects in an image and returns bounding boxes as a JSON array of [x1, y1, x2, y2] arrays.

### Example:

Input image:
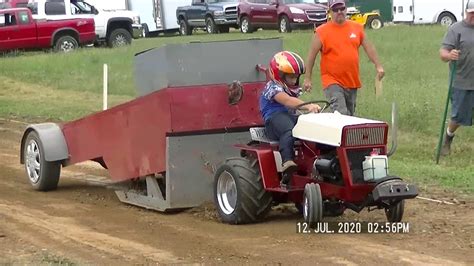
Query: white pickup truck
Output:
[[28, 0, 142, 47]]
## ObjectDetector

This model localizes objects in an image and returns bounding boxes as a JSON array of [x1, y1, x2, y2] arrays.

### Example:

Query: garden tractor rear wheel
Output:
[[214, 157, 272, 224]]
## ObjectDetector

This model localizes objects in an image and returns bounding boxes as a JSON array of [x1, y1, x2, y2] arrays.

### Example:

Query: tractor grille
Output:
[[225, 6, 237, 16], [306, 10, 327, 22], [347, 148, 372, 184], [344, 126, 386, 147]]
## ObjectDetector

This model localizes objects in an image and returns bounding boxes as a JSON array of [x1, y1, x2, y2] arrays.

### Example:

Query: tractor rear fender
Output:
[[20, 123, 69, 164], [235, 144, 281, 188]]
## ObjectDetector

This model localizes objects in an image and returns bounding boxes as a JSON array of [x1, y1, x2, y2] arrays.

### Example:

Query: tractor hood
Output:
[[292, 113, 386, 146]]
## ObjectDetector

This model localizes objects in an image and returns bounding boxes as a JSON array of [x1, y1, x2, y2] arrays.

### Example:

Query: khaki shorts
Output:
[[324, 84, 358, 116]]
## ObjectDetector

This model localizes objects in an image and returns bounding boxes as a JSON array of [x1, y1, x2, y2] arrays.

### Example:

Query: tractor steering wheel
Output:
[[294, 100, 330, 115]]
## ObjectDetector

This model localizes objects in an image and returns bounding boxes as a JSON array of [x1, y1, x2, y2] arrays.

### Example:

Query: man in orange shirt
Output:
[[303, 0, 384, 116]]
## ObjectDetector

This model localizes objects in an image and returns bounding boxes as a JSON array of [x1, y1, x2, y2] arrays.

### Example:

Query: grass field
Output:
[[0, 25, 472, 193]]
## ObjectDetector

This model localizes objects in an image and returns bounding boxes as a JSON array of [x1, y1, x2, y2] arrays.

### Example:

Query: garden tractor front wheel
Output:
[[367, 15, 384, 30], [303, 183, 323, 226]]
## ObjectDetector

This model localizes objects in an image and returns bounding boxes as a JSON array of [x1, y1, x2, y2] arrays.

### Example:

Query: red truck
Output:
[[0, 8, 95, 52]]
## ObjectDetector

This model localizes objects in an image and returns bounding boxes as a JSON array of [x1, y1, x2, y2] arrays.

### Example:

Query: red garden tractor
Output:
[[213, 76, 418, 225], [19, 38, 417, 226]]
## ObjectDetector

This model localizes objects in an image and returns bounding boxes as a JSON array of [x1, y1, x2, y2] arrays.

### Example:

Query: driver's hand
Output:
[[303, 78, 312, 92], [304, 104, 321, 113]]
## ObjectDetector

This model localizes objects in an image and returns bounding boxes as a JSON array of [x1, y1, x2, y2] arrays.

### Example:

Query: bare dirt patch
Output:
[[0, 118, 472, 264]]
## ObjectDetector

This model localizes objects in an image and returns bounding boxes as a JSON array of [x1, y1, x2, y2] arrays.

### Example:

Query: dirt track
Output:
[[0, 118, 472, 265]]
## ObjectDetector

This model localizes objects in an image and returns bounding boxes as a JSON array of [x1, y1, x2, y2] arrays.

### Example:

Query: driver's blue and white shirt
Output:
[[259, 80, 302, 122]]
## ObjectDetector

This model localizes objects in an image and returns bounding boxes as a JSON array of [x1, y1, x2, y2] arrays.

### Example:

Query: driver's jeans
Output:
[[265, 111, 297, 163]]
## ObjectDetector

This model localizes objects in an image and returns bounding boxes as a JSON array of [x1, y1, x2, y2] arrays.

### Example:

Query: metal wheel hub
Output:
[[280, 19, 287, 32], [207, 21, 213, 33], [303, 195, 310, 220], [113, 35, 127, 47], [241, 19, 249, 32], [60, 41, 75, 52], [216, 171, 237, 215], [371, 19, 381, 29], [26, 140, 41, 184], [440, 16, 453, 26]]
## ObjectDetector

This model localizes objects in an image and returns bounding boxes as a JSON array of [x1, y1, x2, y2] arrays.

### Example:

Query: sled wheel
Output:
[[24, 131, 61, 191]]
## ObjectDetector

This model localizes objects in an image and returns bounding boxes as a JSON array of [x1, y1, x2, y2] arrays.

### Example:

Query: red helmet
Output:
[[268, 51, 305, 92]]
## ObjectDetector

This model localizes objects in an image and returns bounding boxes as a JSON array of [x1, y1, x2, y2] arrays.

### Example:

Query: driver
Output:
[[259, 51, 321, 188]]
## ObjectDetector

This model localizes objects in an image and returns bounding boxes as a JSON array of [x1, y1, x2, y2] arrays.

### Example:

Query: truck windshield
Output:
[[207, 0, 237, 3], [282, 0, 320, 4], [71, 0, 93, 14]]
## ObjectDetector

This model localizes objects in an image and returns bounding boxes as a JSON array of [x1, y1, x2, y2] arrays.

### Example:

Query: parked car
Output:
[[0, 0, 29, 9], [238, 0, 328, 33], [176, 0, 238, 35], [28, 0, 142, 47], [0, 8, 95, 52]]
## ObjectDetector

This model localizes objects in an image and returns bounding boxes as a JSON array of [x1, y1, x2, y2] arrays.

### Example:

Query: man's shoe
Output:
[[440, 134, 455, 156], [281, 160, 297, 186]]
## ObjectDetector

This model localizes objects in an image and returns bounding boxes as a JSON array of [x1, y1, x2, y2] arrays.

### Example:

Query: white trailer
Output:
[[392, 0, 467, 26], [127, 0, 192, 37]]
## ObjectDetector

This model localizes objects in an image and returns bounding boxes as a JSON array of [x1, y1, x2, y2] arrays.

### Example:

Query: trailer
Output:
[[127, 0, 192, 37], [20, 38, 280, 211], [392, 0, 467, 26]]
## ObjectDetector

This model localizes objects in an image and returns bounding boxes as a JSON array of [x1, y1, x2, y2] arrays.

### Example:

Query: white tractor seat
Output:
[[249, 127, 301, 146]]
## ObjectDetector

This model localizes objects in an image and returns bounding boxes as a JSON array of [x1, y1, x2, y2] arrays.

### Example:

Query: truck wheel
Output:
[[438, 12, 456, 26], [206, 17, 217, 34], [385, 200, 405, 222], [141, 23, 149, 38], [219, 25, 230, 33], [240, 16, 254, 33], [108, 28, 132, 48], [367, 15, 383, 30], [23, 131, 61, 191], [179, 19, 192, 35], [54, 35, 78, 53], [214, 157, 272, 224], [279, 15, 292, 33], [303, 183, 323, 226]]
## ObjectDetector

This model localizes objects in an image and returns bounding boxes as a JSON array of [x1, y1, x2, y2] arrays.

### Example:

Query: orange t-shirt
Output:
[[315, 21, 365, 89]]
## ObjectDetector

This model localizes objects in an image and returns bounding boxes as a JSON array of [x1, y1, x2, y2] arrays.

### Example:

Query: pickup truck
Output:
[[176, 0, 238, 35], [0, 8, 95, 52], [28, 0, 142, 48]]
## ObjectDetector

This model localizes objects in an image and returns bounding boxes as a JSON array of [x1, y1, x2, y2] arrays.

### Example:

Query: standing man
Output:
[[303, 0, 384, 116], [439, 0, 474, 155]]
